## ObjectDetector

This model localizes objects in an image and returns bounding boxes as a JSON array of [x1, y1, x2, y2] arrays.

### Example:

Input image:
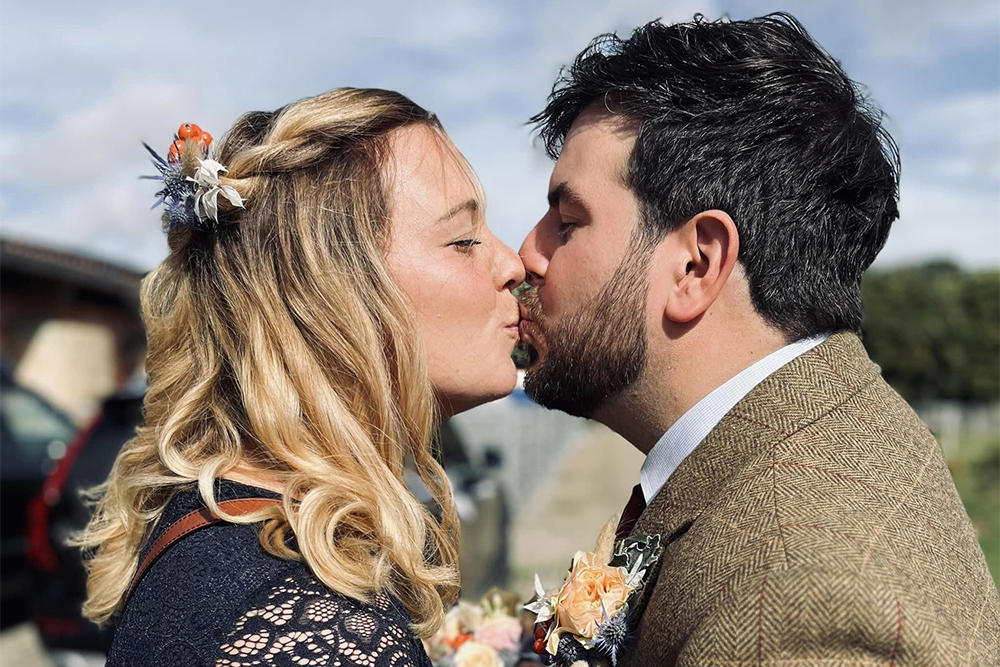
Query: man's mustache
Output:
[[517, 285, 544, 324]]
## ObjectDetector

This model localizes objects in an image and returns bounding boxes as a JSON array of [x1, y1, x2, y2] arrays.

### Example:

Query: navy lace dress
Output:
[[108, 479, 433, 667]]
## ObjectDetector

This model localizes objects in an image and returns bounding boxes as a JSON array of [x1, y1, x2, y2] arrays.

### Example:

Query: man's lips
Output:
[[518, 318, 539, 340], [502, 308, 522, 339], [518, 302, 536, 325]]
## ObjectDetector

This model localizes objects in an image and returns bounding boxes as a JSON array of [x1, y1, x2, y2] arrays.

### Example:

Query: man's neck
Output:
[[594, 324, 788, 454]]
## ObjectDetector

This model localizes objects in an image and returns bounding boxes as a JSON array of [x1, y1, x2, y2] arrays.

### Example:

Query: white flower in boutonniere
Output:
[[524, 574, 558, 626], [188, 158, 243, 223], [524, 518, 662, 667]]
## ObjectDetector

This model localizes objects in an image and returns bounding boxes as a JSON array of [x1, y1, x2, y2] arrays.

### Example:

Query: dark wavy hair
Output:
[[531, 13, 900, 339]]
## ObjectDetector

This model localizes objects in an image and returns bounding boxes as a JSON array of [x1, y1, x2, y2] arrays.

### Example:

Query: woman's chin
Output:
[[436, 363, 518, 419]]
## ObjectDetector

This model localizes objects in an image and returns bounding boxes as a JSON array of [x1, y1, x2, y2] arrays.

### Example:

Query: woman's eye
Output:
[[450, 239, 482, 249]]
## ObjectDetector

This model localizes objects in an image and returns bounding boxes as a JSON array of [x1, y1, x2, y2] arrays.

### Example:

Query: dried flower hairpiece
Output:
[[142, 122, 243, 231]]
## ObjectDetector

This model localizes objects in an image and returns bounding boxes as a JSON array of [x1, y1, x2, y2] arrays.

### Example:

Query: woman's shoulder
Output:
[[215, 567, 431, 667], [108, 480, 294, 664], [125, 479, 291, 609], [109, 480, 430, 667]]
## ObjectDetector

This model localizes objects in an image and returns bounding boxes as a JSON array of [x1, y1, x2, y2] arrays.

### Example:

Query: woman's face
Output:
[[385, 124, 525, 419]]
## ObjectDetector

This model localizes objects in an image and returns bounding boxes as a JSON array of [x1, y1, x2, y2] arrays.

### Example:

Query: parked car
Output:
[[27, 378, 142, 660], [0, 362, 76, 628], [29, 382, 509, 662]]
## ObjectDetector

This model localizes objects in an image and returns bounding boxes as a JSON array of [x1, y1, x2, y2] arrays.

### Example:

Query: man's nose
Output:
[[519, 225, 547, 287]]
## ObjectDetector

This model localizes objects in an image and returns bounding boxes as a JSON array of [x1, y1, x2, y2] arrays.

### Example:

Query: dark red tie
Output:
[[615, 484, 647, 541]]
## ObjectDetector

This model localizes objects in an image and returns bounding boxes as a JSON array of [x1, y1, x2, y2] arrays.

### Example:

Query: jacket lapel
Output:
[[625, 332, 880, 619]]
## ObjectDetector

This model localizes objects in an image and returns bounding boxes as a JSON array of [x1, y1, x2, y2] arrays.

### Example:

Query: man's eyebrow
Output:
[[436, 199, 480, 223], [547, 182, 589, 213]]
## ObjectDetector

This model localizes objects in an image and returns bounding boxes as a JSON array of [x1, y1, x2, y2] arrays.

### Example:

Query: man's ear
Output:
[[662, 210, 739, 324]]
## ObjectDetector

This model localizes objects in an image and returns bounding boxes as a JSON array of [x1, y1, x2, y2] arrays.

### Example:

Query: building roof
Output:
[[0, 238, 144, 305]]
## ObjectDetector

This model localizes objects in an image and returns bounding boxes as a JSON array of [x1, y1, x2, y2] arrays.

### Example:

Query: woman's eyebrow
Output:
[[436, 199, 481, 224]]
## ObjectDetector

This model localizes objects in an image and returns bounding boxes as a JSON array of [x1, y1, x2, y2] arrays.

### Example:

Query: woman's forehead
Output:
[[386, 124, 484, 216]]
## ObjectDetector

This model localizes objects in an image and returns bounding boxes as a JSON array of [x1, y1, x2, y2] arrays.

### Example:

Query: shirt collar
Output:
[[639, 334, 829, 504]]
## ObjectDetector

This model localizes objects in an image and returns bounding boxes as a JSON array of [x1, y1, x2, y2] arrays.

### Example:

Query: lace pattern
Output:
[[215, 572, 431, 667], [107, 480, 431, 667]]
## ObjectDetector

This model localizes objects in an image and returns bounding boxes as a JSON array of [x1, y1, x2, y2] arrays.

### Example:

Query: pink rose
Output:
[[473, 615, 522, 653]]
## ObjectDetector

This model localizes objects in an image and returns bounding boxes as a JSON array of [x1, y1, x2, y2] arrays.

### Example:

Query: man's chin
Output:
[[517, 324, 548, 367], [523, 346, 541, 369]]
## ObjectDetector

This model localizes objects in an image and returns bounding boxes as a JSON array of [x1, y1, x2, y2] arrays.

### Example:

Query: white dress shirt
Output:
[[639, 335, 829, 504]]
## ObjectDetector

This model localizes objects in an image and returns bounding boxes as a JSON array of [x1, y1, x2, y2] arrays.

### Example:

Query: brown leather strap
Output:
[[121, 497, 282, 613]]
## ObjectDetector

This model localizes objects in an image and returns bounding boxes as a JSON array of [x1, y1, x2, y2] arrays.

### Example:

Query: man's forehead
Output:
[[566, 101, 638, 145], [552, 104, 636, 188]]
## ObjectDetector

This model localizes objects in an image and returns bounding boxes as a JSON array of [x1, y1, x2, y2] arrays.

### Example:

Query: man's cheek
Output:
[[540, 268, 572, 319]]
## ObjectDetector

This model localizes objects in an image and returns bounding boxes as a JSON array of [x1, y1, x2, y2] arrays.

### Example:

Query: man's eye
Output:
[[450, 239, 482, 248], [557, 222, 578, 240]]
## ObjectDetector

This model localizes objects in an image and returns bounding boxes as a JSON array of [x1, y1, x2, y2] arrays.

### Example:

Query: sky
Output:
[[1, 0, 998, 272]]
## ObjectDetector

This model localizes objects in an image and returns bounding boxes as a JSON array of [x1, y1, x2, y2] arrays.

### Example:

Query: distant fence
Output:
[[449, 388, 588, 514], [452, 391, 999, 509], [914, 401, 1000, 457]]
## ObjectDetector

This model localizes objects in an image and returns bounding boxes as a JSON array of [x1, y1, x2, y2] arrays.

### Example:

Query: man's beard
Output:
[[518, 252, 650, 419]]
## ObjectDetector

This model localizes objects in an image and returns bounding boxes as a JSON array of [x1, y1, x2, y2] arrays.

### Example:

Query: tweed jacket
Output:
[[622, 333, 999, 667]]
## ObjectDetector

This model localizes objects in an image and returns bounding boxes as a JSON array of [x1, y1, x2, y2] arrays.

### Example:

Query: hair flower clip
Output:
[[188, 158, 243, 223], [142, 122, 243, 231]]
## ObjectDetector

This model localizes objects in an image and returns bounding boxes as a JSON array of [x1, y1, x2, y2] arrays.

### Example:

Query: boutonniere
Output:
[[524, 518, 662, 666]]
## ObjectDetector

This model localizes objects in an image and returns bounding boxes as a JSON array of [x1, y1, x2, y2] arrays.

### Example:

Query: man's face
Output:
[[518, 106, 651, 418]]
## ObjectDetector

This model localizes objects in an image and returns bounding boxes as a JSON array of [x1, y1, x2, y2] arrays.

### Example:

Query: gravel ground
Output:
[[508, 422, 644, 595]]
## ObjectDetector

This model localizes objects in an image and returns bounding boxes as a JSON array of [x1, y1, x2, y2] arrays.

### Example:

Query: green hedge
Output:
[[862, 261, 999, 403]]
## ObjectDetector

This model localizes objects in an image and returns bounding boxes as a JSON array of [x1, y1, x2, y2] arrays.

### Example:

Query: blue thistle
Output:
[[592, 604, 634, 667], [555, 634, 587, 666], [141, 142, 200, 231]]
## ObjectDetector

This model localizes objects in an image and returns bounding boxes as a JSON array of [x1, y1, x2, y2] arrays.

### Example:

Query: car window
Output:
[[0, 384, 75, 474]]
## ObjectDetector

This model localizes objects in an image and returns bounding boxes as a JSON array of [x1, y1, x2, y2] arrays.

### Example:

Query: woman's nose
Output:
[[498, 240, 526, 292]]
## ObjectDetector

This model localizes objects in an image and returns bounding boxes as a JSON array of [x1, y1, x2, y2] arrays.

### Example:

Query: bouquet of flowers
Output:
[[425, 589, 532, 667], [524, 518, 662, 667]]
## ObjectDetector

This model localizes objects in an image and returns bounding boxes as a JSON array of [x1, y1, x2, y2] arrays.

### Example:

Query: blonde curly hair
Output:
[[73, 88, 461, 637]]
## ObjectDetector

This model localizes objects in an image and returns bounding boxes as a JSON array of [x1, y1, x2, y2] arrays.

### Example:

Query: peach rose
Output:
[[555, 551, 631, 641], [453, 640, 504, 667], [473, 615, 522, 653]]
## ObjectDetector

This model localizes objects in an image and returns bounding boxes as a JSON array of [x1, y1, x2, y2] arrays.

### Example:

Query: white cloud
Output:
[[903, 91, 1000, 186], [876, 181, 1000, 268], [0, 0, 996, 270], [3, 78, 202, 184], [0, 77, 199, 268], [858, 0, 999, 63]]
